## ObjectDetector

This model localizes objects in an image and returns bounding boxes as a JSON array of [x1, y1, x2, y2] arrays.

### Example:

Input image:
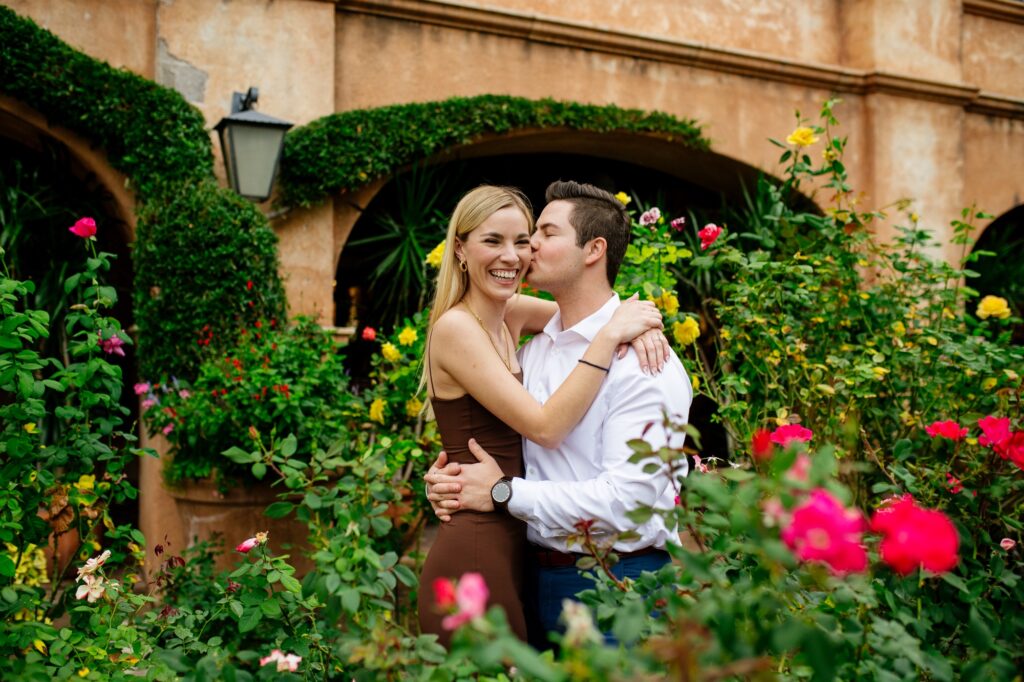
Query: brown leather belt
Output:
[[531, 544, 668, 568]]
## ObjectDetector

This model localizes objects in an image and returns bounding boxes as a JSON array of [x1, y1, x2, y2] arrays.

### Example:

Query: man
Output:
[[426, 180, 692, 641]]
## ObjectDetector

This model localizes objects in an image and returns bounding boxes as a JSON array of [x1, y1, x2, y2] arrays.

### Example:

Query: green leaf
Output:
[[340, 587, 360, 613], [238, 607, 262, 633], [0, 556, 15, 578], [280, 433, 297, 457], [259, 598, 281, 617], [229, 601, 243, 619], [263, 501, 295, 519], [251, 462, 267, 479], [280, 574, 302, 593], [966, 606, 993, 650], [222, 446, 256, 464]]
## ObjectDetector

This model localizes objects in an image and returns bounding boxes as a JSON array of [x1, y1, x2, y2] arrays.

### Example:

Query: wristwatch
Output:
[[490, 476, 514, 512]]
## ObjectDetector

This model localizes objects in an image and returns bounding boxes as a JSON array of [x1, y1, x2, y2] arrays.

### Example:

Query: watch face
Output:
[[492, 481, 512, 504]]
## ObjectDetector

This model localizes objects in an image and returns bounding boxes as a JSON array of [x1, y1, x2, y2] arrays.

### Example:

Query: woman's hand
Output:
[[618, 327, 671, 373], [603, 294, 663, 345]]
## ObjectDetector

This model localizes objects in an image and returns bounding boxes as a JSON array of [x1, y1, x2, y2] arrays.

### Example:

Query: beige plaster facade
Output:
[[5, 0, 1024, 565]]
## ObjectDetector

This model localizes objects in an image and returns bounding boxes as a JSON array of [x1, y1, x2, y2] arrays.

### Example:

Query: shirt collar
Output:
[[542, 293, 620, 342]]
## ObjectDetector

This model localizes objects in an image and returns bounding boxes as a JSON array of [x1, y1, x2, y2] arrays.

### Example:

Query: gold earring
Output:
[[458, 259, 468, 272]]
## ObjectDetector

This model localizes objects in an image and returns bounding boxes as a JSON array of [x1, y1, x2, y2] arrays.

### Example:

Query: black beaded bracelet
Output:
[[578, 358, 610, 373]]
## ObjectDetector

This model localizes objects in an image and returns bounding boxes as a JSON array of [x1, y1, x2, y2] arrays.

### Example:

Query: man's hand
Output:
[[425, 438, 504, 514], [425, 450, 461, 522]]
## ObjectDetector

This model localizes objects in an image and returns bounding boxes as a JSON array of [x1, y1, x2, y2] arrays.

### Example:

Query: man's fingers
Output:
[[467, 438, 495, 463], [436, 462, 461, 477], [425, 480, 462, 494]]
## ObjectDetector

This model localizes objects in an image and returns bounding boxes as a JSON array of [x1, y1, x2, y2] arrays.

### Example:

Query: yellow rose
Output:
[[614, 191, 631, 206], [672, 317, 700, 346], [786, 126, 818, 147], [871, 367, 889, 379], [425, 241, 445, 269], [381, 343, 401, 362], [22, 423, 37, 434], [398, 327, 418, 346], [976, 295, 1011, 320], [405, 397, 423, 417], [649, 290, 679, 317], [891, 321, 905, 337], [691, 375, 700, 392], [369, 398, 386, 424]]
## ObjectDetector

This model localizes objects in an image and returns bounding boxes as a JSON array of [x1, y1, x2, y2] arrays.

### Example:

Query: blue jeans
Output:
[[532, 550, 670, 647]]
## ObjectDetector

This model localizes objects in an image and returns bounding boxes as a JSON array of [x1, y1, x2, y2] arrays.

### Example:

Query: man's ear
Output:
[[583, 237, 607, 266]]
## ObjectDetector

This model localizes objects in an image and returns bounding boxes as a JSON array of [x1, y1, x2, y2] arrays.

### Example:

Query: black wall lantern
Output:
[[214, 87, 293, 202]]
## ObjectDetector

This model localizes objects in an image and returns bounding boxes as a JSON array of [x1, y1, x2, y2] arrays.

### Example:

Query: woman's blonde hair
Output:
[[418, 185, 534, 399]]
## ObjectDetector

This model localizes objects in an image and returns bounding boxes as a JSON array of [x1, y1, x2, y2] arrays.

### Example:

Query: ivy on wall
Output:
[[0, 7, 286, 380], [279, 95, 710, 207]]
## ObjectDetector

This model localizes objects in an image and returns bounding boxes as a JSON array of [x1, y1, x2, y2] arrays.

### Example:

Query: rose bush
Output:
[[3, 101, 1023, 679]]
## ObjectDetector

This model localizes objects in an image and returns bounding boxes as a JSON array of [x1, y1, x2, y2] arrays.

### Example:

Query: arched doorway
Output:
[[970, 204, 1024, 344], [0, 104, 141, 527], [334, 131, 768, 332]]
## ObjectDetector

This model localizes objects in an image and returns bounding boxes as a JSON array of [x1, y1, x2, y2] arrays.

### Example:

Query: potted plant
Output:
[[141, 316, 359, 570]]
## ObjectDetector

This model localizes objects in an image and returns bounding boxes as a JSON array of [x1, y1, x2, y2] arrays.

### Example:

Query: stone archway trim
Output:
[[0, 93, 137, 236]]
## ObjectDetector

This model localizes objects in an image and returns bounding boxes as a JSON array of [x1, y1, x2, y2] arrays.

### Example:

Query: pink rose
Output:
[[924, 419, 967, 441], [259, 649, 301, 672], [441, 572, 489, 630], [978, 416, 1011, 453], [361, 326, 377, 341], [786, 453, 812, 483], [781, 489, 867, 574], [236, 537, 259, 553], [871, 495, 959, 575], [770, 424, 813, 448], [161, 423, 174, 435], [98, 334, 125, 357], [142, 398, 156, 410], [946, 473, 963, 494], [1000, 538, 1016, 551], [133, 382, 151, 395], [639, 207, 661, 227], [698, 223, 722, 250], [1003, 431, 1024, 471], [670, 216, 686, 231], [68, 217, 97, 238]]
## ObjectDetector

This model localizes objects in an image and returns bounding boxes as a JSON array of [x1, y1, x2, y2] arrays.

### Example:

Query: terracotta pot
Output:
[[166, 477, 313, 575]]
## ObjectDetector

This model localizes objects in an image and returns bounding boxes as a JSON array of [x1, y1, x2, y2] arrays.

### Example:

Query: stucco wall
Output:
[[5, 0, 158, 77], [468, 0, 843, 65], [963, 13, 1024, 99]]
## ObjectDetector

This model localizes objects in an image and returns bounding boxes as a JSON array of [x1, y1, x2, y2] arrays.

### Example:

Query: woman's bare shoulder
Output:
[[432, 308, 479, 343]]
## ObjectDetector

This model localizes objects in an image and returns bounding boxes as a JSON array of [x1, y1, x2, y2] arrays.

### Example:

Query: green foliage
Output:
[[0, 8, 210, 197], [143, 316, 353, 486], [0, 7, 285, 381], [279, 94, 709, 207], [133, 180, 286, 380], [0, 236, 152, 677]]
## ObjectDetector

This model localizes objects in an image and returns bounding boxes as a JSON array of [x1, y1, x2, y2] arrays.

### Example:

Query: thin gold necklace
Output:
[[463, 300, 512, 372]]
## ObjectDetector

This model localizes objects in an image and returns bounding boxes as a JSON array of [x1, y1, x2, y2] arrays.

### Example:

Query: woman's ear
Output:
[[583, 237, 607, 266], [453, 238, 464, 262]]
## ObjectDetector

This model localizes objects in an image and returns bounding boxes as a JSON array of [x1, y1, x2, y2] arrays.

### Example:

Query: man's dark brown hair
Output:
[[545, 180, 630, 285]]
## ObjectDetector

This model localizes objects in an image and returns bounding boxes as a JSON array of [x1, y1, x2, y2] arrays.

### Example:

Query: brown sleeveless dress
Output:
[[417, 374, 528, 647]]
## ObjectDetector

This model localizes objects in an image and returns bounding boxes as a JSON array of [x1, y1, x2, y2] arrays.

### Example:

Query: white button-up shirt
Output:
[[508, 294, 693, 552]]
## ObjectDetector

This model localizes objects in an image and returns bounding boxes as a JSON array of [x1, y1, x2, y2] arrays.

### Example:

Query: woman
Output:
[[416, 186, 665, 646]]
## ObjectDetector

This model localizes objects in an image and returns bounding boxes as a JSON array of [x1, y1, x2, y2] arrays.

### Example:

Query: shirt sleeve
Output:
[[507, 359, 692, 539]]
